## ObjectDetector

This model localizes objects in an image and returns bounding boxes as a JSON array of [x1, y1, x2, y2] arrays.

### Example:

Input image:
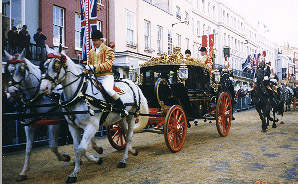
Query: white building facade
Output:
[[109, 0, 279, 82]]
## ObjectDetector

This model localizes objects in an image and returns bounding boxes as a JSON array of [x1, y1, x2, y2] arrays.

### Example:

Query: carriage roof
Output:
[[140, 47, 212, 71]]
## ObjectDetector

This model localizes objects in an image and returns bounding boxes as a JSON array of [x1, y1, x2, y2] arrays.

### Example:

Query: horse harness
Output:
[[56, 72, 141, 126]]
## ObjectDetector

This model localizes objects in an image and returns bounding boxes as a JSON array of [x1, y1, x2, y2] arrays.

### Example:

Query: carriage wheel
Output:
[[216, 92, 232, 137], [107, 124, 127, 151], [164, 105, 187, 153]]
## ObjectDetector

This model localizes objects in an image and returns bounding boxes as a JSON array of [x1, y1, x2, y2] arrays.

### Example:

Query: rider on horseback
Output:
[[85, 30, 128, 117]]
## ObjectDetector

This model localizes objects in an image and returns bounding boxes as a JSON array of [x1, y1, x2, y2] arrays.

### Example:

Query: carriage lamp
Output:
[[213, 70, 220, 83], [129, 67, 136, 82], [178, 64, 188, 81]]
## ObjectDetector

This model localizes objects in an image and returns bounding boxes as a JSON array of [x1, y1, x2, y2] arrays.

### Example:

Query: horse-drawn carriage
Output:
[[108, 47, 235, 152]]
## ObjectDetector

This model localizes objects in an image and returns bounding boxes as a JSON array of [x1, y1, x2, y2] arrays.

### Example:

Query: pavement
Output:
[[2, 109, 298, 184]]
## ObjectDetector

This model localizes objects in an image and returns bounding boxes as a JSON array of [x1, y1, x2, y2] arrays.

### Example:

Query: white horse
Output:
[[40, 47, 149, 183], [4, 50, 72, 182]]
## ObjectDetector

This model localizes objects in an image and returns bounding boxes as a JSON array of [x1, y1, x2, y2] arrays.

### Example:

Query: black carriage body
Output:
[[139, 64, 219, 120]]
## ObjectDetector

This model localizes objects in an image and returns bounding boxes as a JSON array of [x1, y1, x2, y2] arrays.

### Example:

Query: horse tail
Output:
[[133, 85, 149, 133]]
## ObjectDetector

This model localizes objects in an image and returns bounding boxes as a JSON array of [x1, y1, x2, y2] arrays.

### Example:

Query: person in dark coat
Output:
[[7, 26, 19, 54], [19, 25, 32, 59], [34, 28, 47, 61]]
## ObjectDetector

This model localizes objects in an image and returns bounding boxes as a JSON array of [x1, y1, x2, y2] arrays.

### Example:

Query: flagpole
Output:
[[86, 0, 90, 65]]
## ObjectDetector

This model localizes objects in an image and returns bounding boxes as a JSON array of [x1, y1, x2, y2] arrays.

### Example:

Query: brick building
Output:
[[39, 0, 109, 59]]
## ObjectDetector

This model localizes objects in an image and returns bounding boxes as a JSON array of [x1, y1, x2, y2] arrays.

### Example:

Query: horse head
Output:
[[5, 49, 41, 96], [40, 45, 83, 95]]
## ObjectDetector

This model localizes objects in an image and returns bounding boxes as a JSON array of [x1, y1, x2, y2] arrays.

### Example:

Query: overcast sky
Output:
[[219, 0, 298, 47]]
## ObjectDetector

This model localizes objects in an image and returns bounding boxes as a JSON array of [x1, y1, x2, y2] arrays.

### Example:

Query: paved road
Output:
[[2, 110, 298, 184]]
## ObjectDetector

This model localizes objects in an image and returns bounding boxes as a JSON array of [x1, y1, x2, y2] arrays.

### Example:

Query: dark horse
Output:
[[250, 66, 281, 132]]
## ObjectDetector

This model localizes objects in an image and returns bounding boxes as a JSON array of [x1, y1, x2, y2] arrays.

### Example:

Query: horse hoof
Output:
[[132, 149, 138, 156], [95, 147, 103, 154], [97, 158, 103, 165], [16, 175, 27, 182], [280, 121, 285, 124], [272, 124, 277, 128], [62, 154, 71, 162], [261, 129, 267, 133], [65, 176, 77, 183], [117, 162, 126, 168]]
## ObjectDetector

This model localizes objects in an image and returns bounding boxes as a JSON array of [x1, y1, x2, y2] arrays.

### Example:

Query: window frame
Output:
[[53, 5, 65, 46], [144, 20, 151, 50], [74, 13, 82, 50]]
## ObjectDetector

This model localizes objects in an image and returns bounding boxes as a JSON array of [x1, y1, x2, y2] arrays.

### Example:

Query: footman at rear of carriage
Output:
[[86, 30, 128, 117]]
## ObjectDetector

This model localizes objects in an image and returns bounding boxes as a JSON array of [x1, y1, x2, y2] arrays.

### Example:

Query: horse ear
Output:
[[4, 50, 13, 60], [19, 49, 26, 60]]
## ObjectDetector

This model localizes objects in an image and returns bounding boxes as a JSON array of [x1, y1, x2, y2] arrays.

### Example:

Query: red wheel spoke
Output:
[[112, 130, 119, 139]]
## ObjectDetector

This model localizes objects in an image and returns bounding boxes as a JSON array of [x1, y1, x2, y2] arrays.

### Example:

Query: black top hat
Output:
[[185, 49, 191, 55], [199, 47, 207, 52], [91, 30, 103, 40]]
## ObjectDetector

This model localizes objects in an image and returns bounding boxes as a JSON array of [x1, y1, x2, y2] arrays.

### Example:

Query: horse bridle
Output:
[[7, 58, 42, 105], [43, 54, 82, 90]]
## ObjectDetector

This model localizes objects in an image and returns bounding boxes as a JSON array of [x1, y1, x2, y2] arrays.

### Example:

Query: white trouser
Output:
[[97, 75, 116, 97]]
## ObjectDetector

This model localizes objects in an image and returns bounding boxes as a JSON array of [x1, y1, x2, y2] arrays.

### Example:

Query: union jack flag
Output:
[[81, 0, 98, 62]]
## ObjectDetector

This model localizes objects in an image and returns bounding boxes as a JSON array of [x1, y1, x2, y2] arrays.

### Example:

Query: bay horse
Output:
[[40, 46, 149, 183], [4, 50, 71, 182]]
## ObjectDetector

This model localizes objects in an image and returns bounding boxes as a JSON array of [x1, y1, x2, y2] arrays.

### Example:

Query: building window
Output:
[[177, 34, 181, 47], [192, 18, 195, 34], [196, 0, 199, 9], [176, 6, 181, 20], [126, 10, 136, 46], [97, 20, 102, 31], [53, 6, 65, 46], [202, 0, 205, 12], [168, 30, 172, 55], [144, 20, 151, 50], [213, 6, 215, 18], [208, 2, 210, 15], [185, 11, 189, 22], [157, 26, 163, 54], [197, 21, 200, 36], [185, 38, 189, 50], [75, 13, 81, 49]]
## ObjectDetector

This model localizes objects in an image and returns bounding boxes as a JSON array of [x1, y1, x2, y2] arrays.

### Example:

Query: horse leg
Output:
[[272, 111, 277, 128], [65, 124, 81, 184], [117, 116, 137, 168], [66, 122, 100, 183], [256, 106, 267, 132], [17, 126, 34, 182], [91, 137, 103, 155], [48, 125, 71, 162], [83, 137, 103, 164]]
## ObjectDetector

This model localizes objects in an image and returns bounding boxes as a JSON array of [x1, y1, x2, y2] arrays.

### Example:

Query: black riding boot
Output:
[[114, 98, 129, 117]]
